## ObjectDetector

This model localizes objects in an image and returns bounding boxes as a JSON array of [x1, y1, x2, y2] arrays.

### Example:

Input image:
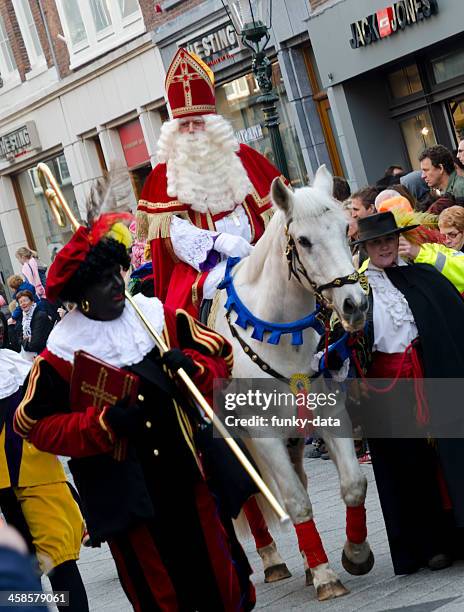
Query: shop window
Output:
[[447, 97, 464, 142], [399, 112, 436, 170], [13, 0, 45, 71], [15, 154, 82, 265], [216, 63, 308, 188], [387, 63, 423, 99], [56, 0, 144, 69], [0, 14, 19, 86], [432, 49, 464, 84]]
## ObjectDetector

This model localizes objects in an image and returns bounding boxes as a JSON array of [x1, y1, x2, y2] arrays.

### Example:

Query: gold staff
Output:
[[37, 162, 290, 525]]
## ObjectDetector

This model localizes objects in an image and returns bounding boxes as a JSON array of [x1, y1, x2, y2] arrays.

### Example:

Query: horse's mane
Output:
[[244, 186, 343, 284]]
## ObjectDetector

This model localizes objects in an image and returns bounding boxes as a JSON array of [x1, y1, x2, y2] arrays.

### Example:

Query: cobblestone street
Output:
[[51, 457, 464, 611]]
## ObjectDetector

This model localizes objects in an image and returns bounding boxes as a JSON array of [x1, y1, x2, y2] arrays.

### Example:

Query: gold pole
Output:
[[36, 163, 290, 524]]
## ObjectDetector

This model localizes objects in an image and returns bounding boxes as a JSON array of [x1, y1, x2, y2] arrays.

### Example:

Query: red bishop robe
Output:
[[137, 143, 284, 317]]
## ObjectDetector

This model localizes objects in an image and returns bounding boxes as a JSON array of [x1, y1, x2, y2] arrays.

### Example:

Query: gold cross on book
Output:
[[81, 368, 118, 409]]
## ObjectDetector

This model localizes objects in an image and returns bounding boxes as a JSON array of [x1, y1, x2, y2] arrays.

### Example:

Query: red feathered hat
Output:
[[46, 213, 133, 303], [165, 48, 216, 119]]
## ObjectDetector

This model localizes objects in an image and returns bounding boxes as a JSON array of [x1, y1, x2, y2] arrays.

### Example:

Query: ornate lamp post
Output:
[[220, 0, 289, 178]]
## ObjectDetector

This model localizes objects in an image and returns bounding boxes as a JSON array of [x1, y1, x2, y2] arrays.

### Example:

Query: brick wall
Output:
[[0, 0, 30, 80], [139, 0, 206, 31], [31, 0, 71, 77]]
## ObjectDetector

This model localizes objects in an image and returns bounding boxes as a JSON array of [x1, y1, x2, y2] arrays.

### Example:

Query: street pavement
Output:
[[44, 457, 464, 611]]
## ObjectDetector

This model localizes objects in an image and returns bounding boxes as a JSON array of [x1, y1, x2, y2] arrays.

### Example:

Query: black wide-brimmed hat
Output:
[[352, 211, 419, 245]]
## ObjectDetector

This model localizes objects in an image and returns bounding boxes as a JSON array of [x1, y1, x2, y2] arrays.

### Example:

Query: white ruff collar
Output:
[[0, 349, 32, 400], [47, 294, 165, 367]]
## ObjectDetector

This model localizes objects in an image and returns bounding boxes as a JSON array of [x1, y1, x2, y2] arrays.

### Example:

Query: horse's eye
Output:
[[297, 236, 312, 249]]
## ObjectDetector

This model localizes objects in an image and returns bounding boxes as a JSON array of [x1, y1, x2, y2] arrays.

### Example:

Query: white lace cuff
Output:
[[170, 216, 218, 271]]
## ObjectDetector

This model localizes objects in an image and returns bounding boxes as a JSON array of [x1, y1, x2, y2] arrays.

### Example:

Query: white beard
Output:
[[160, 116, 252, 215]]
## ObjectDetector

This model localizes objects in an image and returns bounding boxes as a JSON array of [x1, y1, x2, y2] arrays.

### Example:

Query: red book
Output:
[[70, 351, 140, 461]]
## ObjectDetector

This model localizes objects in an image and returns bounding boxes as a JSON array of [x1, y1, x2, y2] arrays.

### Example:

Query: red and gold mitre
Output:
[[165, 48, 216, 119]]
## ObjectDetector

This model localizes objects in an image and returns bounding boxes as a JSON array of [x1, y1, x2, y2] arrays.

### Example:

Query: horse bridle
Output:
[[284, 219, 360, 306]]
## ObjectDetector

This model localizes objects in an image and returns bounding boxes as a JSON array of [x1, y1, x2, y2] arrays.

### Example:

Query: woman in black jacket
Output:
[[14, 290, 53, 361]]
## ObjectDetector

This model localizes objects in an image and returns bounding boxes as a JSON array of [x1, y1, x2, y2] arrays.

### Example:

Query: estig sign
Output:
[[350, 0, 438, 49]]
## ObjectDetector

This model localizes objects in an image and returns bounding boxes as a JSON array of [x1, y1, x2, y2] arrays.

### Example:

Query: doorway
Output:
[[130, 164, 152, 200]]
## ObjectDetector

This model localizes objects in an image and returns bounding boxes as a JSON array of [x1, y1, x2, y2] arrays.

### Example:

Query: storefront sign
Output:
[[0, 121, 41, 162], [185, 24, 241, 67], [118, 119, 149, 168], [349, 0, 438, 49], [235, 124, 263, 145]]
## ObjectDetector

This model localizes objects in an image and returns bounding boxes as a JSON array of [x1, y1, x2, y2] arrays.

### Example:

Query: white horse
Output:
[[212, 166, 373, 601]]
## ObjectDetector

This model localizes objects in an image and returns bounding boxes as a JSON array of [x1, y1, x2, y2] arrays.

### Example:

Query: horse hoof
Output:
[[305, 568, 313, 586], [264, 563, 292, 583], [341, 549, 375, 576], [316, 580, 350, 601]]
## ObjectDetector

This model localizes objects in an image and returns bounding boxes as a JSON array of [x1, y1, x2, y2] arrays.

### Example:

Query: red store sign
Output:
[[118, 119, 149, 168]]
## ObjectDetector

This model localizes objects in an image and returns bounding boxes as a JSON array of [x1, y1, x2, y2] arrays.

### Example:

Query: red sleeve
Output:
[[182, 348, 230, 405], [26, 407, 114, 458]]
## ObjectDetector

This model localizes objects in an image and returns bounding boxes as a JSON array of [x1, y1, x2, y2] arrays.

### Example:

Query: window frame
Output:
[[55, 0, 145, 70], [12, 0, 46, 75], [0, 13, 20, 90]]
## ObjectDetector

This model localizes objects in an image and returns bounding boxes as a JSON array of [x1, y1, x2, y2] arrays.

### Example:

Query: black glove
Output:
[[161, 348, 198, 377], [105, 397, 144, 438]]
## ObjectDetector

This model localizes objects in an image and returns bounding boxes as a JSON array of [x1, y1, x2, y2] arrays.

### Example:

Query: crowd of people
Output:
[[2, 46, 464, 610]]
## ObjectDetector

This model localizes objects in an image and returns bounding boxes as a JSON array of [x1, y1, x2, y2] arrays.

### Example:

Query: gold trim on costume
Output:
[[15, 357, 43, 437], [192, 272, 202, 311]]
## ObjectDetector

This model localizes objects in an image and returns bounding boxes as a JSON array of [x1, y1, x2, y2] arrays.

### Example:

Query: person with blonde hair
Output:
[[438, 205, 464, 252], [15, 247, 46, 299]]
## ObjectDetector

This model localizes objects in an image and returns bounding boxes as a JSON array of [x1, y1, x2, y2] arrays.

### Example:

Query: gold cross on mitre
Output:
[[81, 368, 117, 409], [171, 58, 206, 108]]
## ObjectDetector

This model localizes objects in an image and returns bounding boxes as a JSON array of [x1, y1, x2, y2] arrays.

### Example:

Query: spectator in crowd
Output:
[[332, 176, 351, 203], [15, 247, 46, 299], [0, 524, 45, 612], [419, 145, 464, 198], [0, 308, 11, 349], [13, 290, 53, 362], [376, 164, 405, 188], [457, 139, 464, 166], [438, 206, 464, 252], [7, 275, 39, 324], [350, 186, 380, 220], [428, 194, 457, 215], [400, 170, 430, 210], [454, 155, 464, 177]]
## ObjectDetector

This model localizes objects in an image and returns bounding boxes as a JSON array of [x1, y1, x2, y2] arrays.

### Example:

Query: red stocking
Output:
[[243, 497, 273, 549], [346, 504, 367, 544], [295, 520, 328, 568]]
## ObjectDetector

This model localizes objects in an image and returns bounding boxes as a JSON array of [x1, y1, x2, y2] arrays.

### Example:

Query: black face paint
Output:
[[78, 263, 126, 321]]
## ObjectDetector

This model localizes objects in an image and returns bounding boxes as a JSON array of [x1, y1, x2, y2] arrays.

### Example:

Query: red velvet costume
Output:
[[13, 214, 255, 611], [136, 48, 282, 317], [137, 143, 280, 317]]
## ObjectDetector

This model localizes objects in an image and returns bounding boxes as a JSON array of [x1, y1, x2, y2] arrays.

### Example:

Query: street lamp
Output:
[[221, 0, 289, 178]]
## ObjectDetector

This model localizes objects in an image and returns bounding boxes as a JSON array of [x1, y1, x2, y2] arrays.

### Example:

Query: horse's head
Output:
[[271, 166, 368, 332]]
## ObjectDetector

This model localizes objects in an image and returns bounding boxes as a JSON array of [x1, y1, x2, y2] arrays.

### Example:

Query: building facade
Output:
[[307, 0, 464, 186], [0, 0, 344, 302], [0, 0, 170, 302], [152, 0, 345, 189]]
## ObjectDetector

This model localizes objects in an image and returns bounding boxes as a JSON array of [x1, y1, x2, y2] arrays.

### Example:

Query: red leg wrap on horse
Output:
[[295, 520, 328, 568], [346, 504, 367, 544], [243, 497, 273, 549]]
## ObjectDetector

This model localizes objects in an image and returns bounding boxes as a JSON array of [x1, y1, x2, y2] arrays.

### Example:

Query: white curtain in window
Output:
[[0, 15, 17, 73], [117, 0, 140, 19], [19, 0, 43, 58], [89, 0, 112, 32], [62, 0, 87, 46]]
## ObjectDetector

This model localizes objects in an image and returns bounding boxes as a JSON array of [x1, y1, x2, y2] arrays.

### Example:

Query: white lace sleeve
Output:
[[170, 216, 218, 271]]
